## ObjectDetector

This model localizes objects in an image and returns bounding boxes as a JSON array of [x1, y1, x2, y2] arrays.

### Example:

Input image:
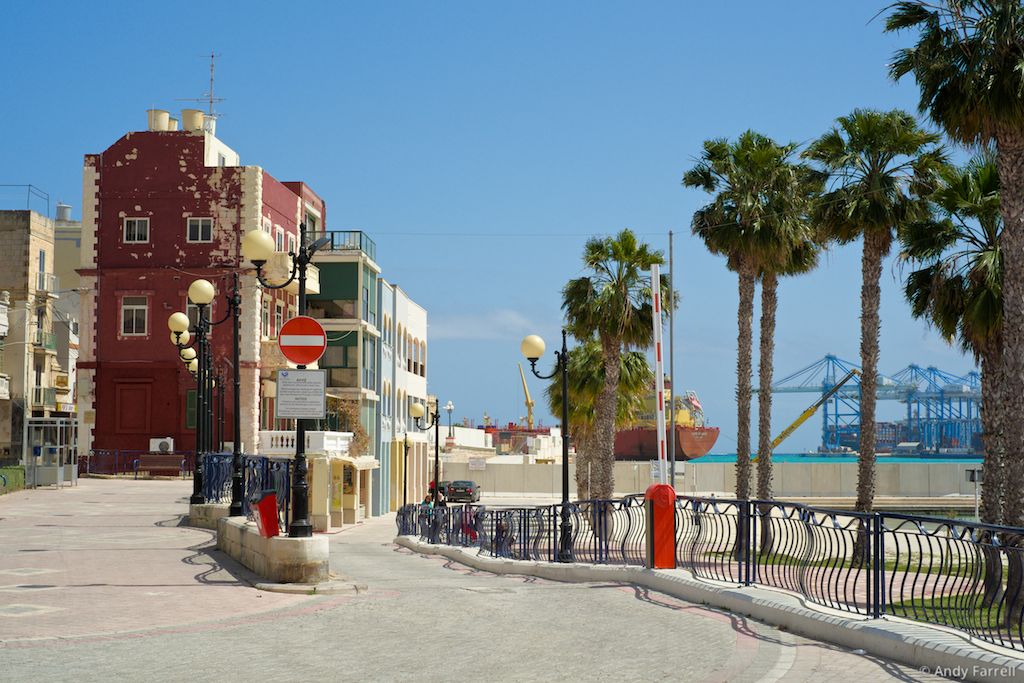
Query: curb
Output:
[[254, 579, 368, 596], [396, 536, 1024, 683]]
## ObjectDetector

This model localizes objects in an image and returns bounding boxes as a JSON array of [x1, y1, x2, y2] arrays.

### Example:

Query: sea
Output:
[[695, 453, 983, 464]]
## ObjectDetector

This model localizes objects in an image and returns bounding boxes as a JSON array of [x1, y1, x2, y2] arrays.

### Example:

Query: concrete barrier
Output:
[[188, 503, 231, 530], [439, 459, 981, 498], [217, 517, 328, 583]]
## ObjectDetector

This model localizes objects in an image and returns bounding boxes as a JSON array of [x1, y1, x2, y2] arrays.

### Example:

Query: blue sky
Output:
[[2, 1, 975, 452]]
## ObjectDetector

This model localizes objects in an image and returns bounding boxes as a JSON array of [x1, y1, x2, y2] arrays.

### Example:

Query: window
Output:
[[275, 228, 285, 252], [261, 297, 270, 338], [123, 218, 149, 243], [218, 153, 227, 168], [287, 234, 296, 255], [38, 249, 45, 274], [121, 296, 148, 336], [262, 217, 272, 234], [186, 302, 201, 331], [274, 303, 284, 338], [187, 217, 213, 242], [363, 337, 377, 390]]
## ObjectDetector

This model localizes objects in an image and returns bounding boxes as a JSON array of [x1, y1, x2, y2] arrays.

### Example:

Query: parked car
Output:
[[447, 480, 481, 503], [436, 481, 452, 497]]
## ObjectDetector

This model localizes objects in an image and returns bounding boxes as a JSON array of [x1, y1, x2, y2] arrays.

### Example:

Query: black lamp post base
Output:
[[228, 502, 243, 517], [190, 493, 205, 505], [289, 520, 313, 538], [557, 519, 574, 563]]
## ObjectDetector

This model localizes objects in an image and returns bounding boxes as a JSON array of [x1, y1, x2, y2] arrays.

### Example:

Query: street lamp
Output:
[[521, 331, 573, 562], [444, 400, 455, 438], [411, 400, 441, 542], [242, 224, 331, 538]]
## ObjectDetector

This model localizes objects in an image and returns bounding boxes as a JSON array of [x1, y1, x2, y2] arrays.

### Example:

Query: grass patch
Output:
[[887, 592, 1004, 631]]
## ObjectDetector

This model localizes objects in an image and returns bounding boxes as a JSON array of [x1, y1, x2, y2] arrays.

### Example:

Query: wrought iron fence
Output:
[[397, 495, 1024, 652], [241, 455, 293, 528], [83, 449, 195, 476], [202, 453, 233, 502]]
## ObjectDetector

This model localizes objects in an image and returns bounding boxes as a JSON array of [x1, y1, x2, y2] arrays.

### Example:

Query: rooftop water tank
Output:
[[56, 203, 72, 222]]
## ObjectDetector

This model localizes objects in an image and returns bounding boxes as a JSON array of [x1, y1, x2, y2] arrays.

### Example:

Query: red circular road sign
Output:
[[278, 316, 327, 365]]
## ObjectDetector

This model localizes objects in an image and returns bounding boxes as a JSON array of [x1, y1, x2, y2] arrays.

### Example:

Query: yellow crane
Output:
[[518, 363, 535, 430], [754, 368, 861, 461]]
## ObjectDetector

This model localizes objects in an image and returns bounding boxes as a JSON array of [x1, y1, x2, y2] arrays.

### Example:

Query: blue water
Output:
[[695, 453, 982, 464]]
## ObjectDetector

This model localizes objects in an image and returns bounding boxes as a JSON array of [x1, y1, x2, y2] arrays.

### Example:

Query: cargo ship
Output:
[[614, 384, 719, 461]]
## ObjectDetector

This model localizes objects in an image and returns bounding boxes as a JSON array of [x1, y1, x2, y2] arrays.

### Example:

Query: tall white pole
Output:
[[668, 230, 676, 487], [651, 264, 667, 485]]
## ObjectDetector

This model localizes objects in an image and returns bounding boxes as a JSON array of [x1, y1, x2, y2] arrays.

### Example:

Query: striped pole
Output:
[[651, 264, 667, 485]]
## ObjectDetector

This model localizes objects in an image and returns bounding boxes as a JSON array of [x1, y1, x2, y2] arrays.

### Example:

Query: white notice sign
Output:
[[276, 370, 326, 419]]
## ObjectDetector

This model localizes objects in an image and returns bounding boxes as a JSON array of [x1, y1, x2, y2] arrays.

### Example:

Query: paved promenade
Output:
[[0, 479, 952, 681]]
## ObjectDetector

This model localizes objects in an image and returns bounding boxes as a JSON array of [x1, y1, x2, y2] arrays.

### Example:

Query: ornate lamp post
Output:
[[521, 331, 573, 562], [410, 400, 441, 541], [444, 400, 455, 438], [242, 225, 330, 538]]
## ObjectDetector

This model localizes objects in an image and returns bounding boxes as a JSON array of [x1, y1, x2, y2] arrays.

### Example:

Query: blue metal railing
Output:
[[397, 495, 1024, 652], [241, 455, 293, 529]]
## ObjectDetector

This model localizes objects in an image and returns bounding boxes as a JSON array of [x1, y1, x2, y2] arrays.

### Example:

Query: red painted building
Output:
[[77, 110, 325, 456]]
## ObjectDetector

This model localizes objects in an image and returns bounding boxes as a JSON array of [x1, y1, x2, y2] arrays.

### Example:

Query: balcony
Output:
[[34, 330, 57, 351], [36, 272, 60, 294], [0, 375, 9, 401], [258, 430, 353, 457], [308, 231, 377, 263], [307, 299, 358, 320], [262, 252, 320, 296], [32, 386, 57, 407]]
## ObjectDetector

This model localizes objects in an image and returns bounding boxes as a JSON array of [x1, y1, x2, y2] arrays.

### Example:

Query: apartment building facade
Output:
[[0, 210, 75, 462], [78, 110, 319, 457]]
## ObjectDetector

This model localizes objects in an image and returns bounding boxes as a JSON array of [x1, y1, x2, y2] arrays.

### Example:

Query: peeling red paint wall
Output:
[[86, 130, 322, 452]]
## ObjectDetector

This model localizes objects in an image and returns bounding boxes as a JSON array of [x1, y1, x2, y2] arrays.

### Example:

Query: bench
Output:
[[132, 454, 188, 479]]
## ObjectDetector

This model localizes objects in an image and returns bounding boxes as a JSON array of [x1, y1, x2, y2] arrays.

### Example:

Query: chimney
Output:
[[146, 109, 170, 131], [56, 203, 72, 222], [181, 109, 204, 132]]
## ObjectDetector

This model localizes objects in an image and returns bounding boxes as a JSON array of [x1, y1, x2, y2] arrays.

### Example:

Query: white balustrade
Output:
[[258, 430, 352, 457]]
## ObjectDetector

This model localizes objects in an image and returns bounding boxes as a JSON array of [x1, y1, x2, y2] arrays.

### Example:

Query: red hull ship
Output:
[[614, 387, 718, 461]]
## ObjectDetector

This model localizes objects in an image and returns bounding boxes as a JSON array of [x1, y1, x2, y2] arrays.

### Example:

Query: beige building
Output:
[[0, 210, 76, 462]]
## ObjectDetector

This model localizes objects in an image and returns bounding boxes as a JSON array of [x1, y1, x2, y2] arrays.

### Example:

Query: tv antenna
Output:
[[177, 51, 224, 119]]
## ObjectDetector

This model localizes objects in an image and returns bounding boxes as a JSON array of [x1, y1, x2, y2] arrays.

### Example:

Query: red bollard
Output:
[[645, 483, 677, 569]]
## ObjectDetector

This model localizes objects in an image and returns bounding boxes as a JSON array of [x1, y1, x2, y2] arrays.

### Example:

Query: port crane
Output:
[[518, 363, 535, 430], [754, 368, 860, 460]]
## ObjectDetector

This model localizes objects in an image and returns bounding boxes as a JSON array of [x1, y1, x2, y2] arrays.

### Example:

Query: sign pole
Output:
[[651, 264, 667, 485]]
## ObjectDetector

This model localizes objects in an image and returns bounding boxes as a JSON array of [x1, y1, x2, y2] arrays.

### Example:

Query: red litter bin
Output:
[[251, 490, 281, 538]]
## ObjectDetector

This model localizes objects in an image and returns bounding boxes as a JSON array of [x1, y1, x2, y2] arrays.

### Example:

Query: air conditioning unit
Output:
[[149, 437, 174, 453]]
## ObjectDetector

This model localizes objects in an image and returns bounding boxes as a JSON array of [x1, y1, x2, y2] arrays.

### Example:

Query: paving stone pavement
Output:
[[0, 479, 957, 682]]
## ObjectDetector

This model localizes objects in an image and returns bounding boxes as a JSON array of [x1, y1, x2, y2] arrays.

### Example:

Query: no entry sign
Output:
[[278, 316, 327, 366]]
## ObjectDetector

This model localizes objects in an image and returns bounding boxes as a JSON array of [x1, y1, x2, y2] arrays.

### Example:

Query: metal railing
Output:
[[307, 230, 377, 262], [241, 455, 293, 529], [36, 272, 59, 293], [31, 386, 57, 406], [398, 495, 1024, 652], [82, 449, 195, 476], [33, 330, 57, 350]]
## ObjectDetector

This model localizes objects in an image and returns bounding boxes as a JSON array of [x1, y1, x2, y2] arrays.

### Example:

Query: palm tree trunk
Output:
[[757, 272, 777, 500], [995, 131, 1024, 628], [979, 345, 1005, 608], [591, 337, 622, 499], [855, 230, 885, 515], [996, 131, 1024, 528], [573, 430, 594, 501], [757, 272, 778, 554], [735, 261, 756, 501]]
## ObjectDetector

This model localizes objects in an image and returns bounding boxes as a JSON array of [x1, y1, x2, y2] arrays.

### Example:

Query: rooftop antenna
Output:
[[176, 51, 225, 126]]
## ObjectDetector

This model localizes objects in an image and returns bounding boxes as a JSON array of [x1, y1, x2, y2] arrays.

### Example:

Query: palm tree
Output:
[[756, 239, 821, 502], [562, 229, 669, 500], [900, 154, 1004, 606], [885, 0, 1024, 527], [684, 131, 818, 502], [545, 339, 653, 499], [803, 110, 946, 515]]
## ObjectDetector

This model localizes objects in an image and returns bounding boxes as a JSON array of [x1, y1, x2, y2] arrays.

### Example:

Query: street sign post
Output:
[[278, 316, 327, 366], [276, 369, 326, 419]]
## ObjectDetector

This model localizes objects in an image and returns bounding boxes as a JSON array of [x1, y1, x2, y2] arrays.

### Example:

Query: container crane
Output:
[[754, 368, 860, 460], [518, 363, 535, 430]]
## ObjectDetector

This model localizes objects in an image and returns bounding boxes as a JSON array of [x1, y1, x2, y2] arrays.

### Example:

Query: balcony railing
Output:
[[36, 272, 59, 293], [308, 231, 377, 263], [32, 386, 57, 407], [258, 430, 353, 457], [34, 330, 57, 351]]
